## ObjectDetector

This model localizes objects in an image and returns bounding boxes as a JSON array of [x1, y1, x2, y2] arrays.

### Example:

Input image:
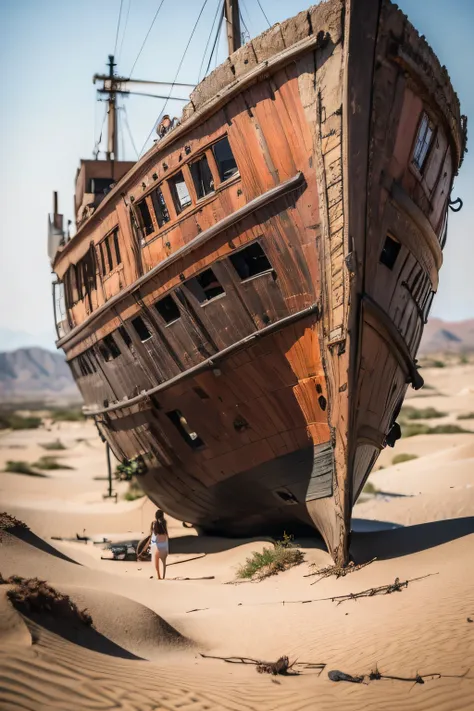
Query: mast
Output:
[[106, 54, 118, 161], [224, 0, 241, 55]]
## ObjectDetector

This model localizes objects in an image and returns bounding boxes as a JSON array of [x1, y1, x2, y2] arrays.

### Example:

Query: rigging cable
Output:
[[204, 5, 225, 77], [256, 0, 271, 28], [94, 104, 108, 158], [117, 0, 132, 64], [113, 0, 125, 57], [123, 104, 140, 158], [239, 9, 250, 42], [198, 0, 224, 83], [138, 0, 210, 156], [129, 0, 166, 78]]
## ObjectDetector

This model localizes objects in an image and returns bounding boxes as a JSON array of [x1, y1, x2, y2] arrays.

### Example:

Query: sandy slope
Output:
[[1, 361, 474, 710]]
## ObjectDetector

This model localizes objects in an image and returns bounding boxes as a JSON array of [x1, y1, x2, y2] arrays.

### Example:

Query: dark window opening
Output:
[[229, 242, 272, 280], [136, 199, 154, 236], [168, 171, 192, 214], [412, 112, 435, 173], [98, 343, 111, 362], [103, 333, 121, 359], [166, 409, 204, 449], [150, 188, 170, 228], [155, 295, 180, 324], [118, 325, 132, 348], [212, 136, 238, 182], [84, 351, 96, 372], [113, 231, 121, 265], [190, 155, 214, 199], [185, 268, 225, 303], [132, 316, 152, 342], [99, 242, 107, 275], [194, 387, 209, 400], [88, 177, 113, 195], [379, 234, 401, 270], [105, 236, 113, 271]]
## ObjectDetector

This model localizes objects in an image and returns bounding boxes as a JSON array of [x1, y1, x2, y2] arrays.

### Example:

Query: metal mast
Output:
[[106, 54, 118, 160], [224, 0, 241, 55]]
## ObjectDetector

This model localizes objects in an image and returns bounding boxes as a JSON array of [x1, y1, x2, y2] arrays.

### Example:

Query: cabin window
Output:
[[98, 228, 122, 276], [212, 136, 238, 182], [412, 112, 435, 173], [190, 155, 214, 199], [155, 295, 180, 324], [88, 177, 113, 195], [379, 234, 401, 270], [136, 199, 155, 236], [168, 171, 192, 213], [166, 409, 204, 449], [150, 188, 170, 228], [118, 325, 132, 348], [103, 333, 121, 359], [185, 268, 225, 303], [229, 242, 273, 280], [132, 315, 152, 342]]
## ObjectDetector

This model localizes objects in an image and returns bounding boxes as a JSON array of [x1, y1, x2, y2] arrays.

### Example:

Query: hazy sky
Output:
[[0, 0, 473, 349]]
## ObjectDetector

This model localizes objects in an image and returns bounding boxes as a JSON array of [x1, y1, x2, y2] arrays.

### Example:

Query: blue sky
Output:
[[0, 0, 472, 350]]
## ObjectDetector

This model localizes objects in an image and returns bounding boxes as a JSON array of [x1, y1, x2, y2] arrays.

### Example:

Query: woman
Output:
[[150, 509, 169, 580]]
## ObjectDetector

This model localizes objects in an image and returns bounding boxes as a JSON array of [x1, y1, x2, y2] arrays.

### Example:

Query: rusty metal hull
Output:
[[51, 0, 466, 565]]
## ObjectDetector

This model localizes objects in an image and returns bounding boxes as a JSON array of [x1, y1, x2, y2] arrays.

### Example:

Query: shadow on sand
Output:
[[9, 526, 80, 565], [351, 516, 474, 561]]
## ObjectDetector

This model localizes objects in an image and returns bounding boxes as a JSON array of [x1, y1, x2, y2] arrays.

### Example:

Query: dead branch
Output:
[[169, 576, 215, 581], [328, 670, 365, 683], [313, 573, 437, 604], [305, 557, 377, 584], [168, 554, 207, 566], [329, 666, 471, 687], [199, 653, 325, 676], [186, 608, 209, 613]]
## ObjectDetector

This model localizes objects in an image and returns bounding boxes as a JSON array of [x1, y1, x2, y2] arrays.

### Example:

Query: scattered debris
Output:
[[305, 574, 438, 605], [186, 608, 209, 614], [170, 576, 215, 581], [328, 666, 470, 687], [328, 670, 365, 683], [200, 653, 325, 676], [305, 558, 376, 584], [169, 554, 207, 566], [0, 512, 28, 532], [468, 617, 473, 623]]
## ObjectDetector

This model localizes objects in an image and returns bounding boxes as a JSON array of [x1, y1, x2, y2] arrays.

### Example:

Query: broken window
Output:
[[136, 199, 155, 236], [379, 234, 401, 270], [154, 294, 180, 324], [150, 188, 170, 228], [412, 112, 435, 173], [166, 410, 204, 449], [132, 315, 152, 342], [229, 242, 272, 280], [88, 177, 113, 195], [113, 231, 121, 265], [212, 136, 238, 182], [190, 155, 214, 199], [98, 229, 122, 276], [118, 325, 132, 348], [103, 333, 121, 359], [185, 268, 225, 303], [168, 171, 192, 214]]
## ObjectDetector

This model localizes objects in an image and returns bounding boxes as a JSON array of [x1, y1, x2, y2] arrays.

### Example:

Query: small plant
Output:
[[392, 453, 418, 465], [429, 424, 470, 435], [40, 439, 66, 451], [124, 478, 145, 501], [457, 412, 474, 420], [0, 413, 42, 430], [115, 456, 147, 481], [33, 456, 74, 471], [362, 481, 378, 495], [51, 408, 85, 423], [236, 535, 304, 581], [401, 406, 446, 420], [459, 355, 469, 365], [4, 461, 45, 477], [0, 575, 92, 626], [401, 423, 431, 438], [432, 360, 446, 368], [0, 512, 28, 531]]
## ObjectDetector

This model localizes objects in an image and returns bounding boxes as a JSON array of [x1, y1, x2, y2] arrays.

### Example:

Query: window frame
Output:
[[412, 111, 436, 175], [184, 267, 226, 306], [97, 227, 123, 279], [228, 241, 274, 282], [210, 135, 239, 184], [189, 153, 215, 201], [167, 169, 193, 215], [154, 294, 181, 325]]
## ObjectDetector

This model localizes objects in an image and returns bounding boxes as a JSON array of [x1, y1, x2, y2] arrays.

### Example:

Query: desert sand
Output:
[[1, 359, 474, 710]]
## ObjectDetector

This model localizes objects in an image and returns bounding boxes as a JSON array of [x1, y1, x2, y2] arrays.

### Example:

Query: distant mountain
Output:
[[420, 318, 474, 354], [0, 327, 57, 353], [0, 347, 81, 404]]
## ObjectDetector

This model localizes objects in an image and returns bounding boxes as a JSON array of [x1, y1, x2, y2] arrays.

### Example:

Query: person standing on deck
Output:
[[150, 510, 169, 579]]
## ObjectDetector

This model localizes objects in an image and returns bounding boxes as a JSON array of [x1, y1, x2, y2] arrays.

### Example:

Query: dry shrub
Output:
[[0, 575, 92, 626], [0, 512, 28, 531], [237, 534, 304, 581]]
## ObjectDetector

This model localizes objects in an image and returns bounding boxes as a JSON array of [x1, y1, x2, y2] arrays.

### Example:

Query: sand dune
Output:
[[1, 360, 474, 710]]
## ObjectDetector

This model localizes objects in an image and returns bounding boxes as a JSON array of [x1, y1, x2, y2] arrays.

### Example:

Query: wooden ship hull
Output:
[[50, 0, 466, 565]]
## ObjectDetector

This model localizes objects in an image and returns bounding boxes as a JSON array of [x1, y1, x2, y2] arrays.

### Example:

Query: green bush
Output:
[[40, 439, 66, 451], [401, 406, 446, 420], [0, 414, 42, 430], [124, 478, 145, 501], [429, 424, 470, 435], [237, 534, 304, 581], [51, 409, 85, 422], [4, 461, 45, 477], [33, 456, 74, 471], [362, 481, 378, 495], [402, 423, 470, 437], [457, 412, 474, 420], [392, 453, 418, 465]]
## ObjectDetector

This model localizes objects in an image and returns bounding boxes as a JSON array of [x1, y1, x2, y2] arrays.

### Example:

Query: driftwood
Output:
[[168, 554, 207, 566], [329, 666, 471, 687], [199, 653, 325, 676], [169, 576, 215, 581], [328, 670, 365, 683], [305, 558, 377, 584], [304, 574, 438, 605], [186, 607, 209, 614]]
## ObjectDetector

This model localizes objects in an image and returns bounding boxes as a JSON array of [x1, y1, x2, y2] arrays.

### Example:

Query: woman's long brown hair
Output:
[[152, 510, 168, 536]]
